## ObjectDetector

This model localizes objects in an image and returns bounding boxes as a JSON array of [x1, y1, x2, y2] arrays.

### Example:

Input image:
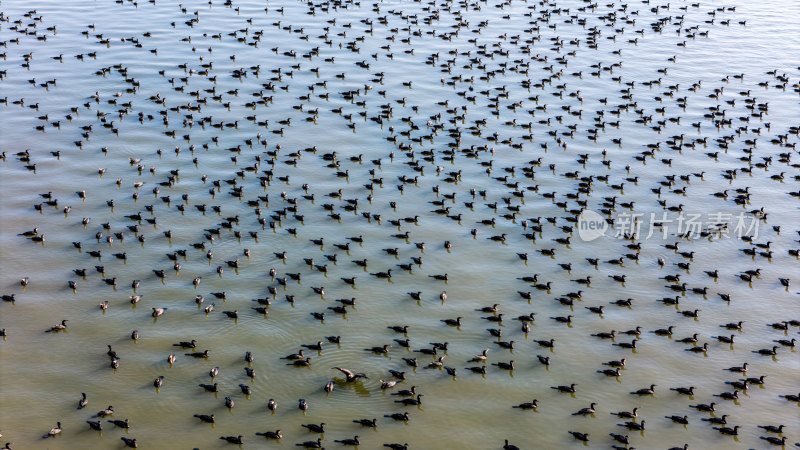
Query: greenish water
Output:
[[1, 0, 799, 448]]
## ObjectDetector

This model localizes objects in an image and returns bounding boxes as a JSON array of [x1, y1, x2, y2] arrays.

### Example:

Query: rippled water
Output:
[[1, 0, 799, 448]]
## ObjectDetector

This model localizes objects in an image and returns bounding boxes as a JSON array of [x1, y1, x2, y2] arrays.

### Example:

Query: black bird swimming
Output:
[[552, 384, 577, 394], [186, 350, 210, 358], [671, 386, 695, 396], [108, 418, 130, 429], [610, 434, 629, 445], [569, 431, 589, 442], [194, 414, 215, 423], [297, 438, 323, 448], [220, 435, 244, 445], [703, 415, 728, 425], [392, 386, 417, 397], [288, 358, 311, 367], [666, 415, 689, 425], [199, 383, 218, 392], [512, 399, 538, 410], [353, 418, 377, 428], [633, 384, 657, 395], [256, 430, 283, 439], [173, 339, 196, 348], [283, 350, 306, 360], [760, 436, 787, 446], [301, 423, 325, 433], [758, 424, 785, 434], [713, 425, 740, 436], [303, 341, 324, 351], [621, 420, 646, 431], [690, 402, 716, 413], [385, 412, 410, 422], [334, 436, 360, 446], [573, 403, 597, 415]]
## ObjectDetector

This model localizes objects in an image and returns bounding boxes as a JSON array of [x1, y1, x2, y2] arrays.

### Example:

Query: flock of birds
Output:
[[1, 0, 799, 448]]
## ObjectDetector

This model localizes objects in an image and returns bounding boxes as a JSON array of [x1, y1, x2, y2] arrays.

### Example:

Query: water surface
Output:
[[1, 0, 799, 448]]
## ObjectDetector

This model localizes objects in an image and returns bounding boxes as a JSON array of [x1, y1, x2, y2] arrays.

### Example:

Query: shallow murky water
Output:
[[1, 0, 799, 448]]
